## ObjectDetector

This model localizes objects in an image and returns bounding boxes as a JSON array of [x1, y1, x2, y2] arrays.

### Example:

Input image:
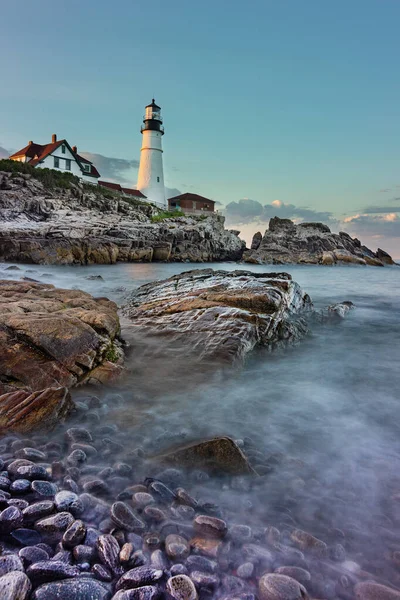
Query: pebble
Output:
[[0, 505, 23, 533], [10, 479, 31, 494], [166, 574, 198, 600], [186, 555, 217, 574], [54, 490, 79, 511], [27, 560, 80, 585], [73, 544, 94, 564], [15, 448, 46, 461], [65, 427, 93, 443], [34, 512, 75, 544], [96, 533, 123, 575], [230, 524, 252, 544], [165, 534, 190, 560], [11, 527, 42, 546], [258, 573, 308, 600], [237, 562, 254, 578], [191, 570, 219, 590], [113, 587, 162, 600], [66, 449, 87, 467], [7, 459, 35, 477], [133, 492, 155, 509], [111, 502, 146, 532], [354, 582, 400, 600], [31, 577, 110, 600], [116, 566, 164, 591], [275, 566, 311, 587], [31, 480, 57, 497], [22, 500, 55, 522], [290, 529, 327, 557], [193, 515, 227, 539], [19, 545, 49, 566], [62, 519, 87, 548], [0, 570, 31, 600], [16, 465, 49, 480], [0, 554, 24, 576], [92, 562, 112, 581], [0, 476, 10, 491], [147, 481, 176, 504], [170, 564, 188, 576], [8, 498, 29, 510]]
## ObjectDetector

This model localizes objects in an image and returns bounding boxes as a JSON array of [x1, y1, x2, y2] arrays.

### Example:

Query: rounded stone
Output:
[[0, 570, 31, 600], [31, 480, 57, 498], [0, 555, 24, 576], [31, 577, 110, 600], [92, 563, 112, 582], [15, 448, 46, 461], [111, 502, 146, 532], [96, 534, 122, 575], [10, 479, 31, 494], [113, 586, 162, 599], [275, 567, 311, 587], [22, 500, 54, 522], [165, 534, 190, 560], [166, 574, 198, 600], [0, 505, 23, 533], [193, 515, 227, 539], [7, 499, 29, 510], [26, 560, 79, 586], [355, 582, 400, 600], [54, 490, 78, 511], [259, 573, 309, 600], [62, 519, 87, 548], [19, 545, 50, 566], [65, 427, 93, 443], [16, 465, 49, 481], [147, 481, 176, 504], [116, 566, 164, 591], [34, 512, 74, 544], [237, 562, 254, 579], [73, 545, 94, 564], [11, 527, 42, 546]]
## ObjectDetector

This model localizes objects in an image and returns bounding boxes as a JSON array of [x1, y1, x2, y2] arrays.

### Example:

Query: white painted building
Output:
[[137, 100, 166, 208], [9, 134, 100, 184]]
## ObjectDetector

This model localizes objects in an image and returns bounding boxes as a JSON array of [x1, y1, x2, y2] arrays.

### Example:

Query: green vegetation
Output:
[[0, 159, 79, 189], [105, 343, 119, 363], [151, 210, 185, 223]]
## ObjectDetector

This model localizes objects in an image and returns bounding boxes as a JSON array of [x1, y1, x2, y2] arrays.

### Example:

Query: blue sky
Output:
[[1, 0, 400, 254]]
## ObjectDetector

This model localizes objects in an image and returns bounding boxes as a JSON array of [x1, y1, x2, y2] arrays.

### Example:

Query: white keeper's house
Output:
[[9, 134, 100, 184]]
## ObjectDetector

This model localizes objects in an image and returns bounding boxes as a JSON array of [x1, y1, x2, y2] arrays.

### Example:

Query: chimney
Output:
[[72, 145, 77, 153], [28, 141, 33, 145], [52, 134, 57, 143]]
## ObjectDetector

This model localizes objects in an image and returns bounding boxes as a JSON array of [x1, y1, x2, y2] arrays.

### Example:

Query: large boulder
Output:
[[243, 217, 393, 267], [123, 268, 313, 365], [0, 280, 123, 394], [0, 387, 74, 433], [154, 437, 256, 475]]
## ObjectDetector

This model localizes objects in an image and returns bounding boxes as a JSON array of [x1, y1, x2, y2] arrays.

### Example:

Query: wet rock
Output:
[[355, 582, 400, 600], [193, 515, 227, 539], [0, 554, 24, 576], [19, 545, 50, 566], [275, 567, 311, 587], [242, 543, 273, 566], [186, 556, 217, 574], [34, 511, 74, 544], [230, 524, 252, 544], [16, 464, 49, 481], [11, 527, 42, 546], [66, 427, 93, 444], [54, 490, 79, 511], [111, 502, 146, 532], [73, 545, 94, 564], [0, 505, 23, 533], [0, 388, 74, 433], [147, 481, 176, 504], [62, 519, 87, 548], [22, 500, 55, 522], [113, 587, 162, 600], [116, 566, 164, 591], [166, 574, 198, 600], [92, 563, 112, 582], [32, 480, 57, 497], [10, 478, 32, 493], [190, 570, 219, 591], [120, 543, 134, 564], [157, 437, 255, 476], [290, 529, 327, 557], [15, 447, 46, 461], [27, 560, 80, 586], [0, 570, 31, 600], [32, 577, 110, 600], [237, 562, 254, 578], [259, 573, 309, 600], [67, 449, 87, 467], [132, 493, 155, 509], [7, 459, 35, 477], [165, 534, 190, 560], [189, 536, 223, 558], [96, 534, 123, 575]]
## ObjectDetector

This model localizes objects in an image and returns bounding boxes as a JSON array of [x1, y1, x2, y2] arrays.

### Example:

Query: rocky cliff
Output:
[[243, 217, 395, 266], [0, 169, 244, 264]]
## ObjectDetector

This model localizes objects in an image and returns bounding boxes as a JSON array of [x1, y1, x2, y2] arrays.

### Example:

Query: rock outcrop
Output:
[[123, 268, 314, 365], [0, 280, 123, 394], [244, 217, 395, 266], [0, 387, 74, 433], [0, 170, 244, 264]]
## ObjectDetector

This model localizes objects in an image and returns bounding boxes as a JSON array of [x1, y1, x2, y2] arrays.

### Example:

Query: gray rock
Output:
[[259, 573, 308, 600], [32, 577, 111, 600], [0, 570, 31, 600], [27, 560, 79, 586], [0, 555, 24, 576], [34, 512, 74, 544], [110, 502, 145, 532], [166, 575, 198, 600], [116, 566, 164, 591]]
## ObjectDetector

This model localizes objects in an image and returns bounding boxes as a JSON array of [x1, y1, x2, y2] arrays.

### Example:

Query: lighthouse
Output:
[[137, 99, 166, 207]]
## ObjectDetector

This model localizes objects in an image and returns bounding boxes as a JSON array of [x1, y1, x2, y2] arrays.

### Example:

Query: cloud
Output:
[[362, 205, 400, 213], [80, 152, 139, 184], [342, 213, 400, 238], [379, 189, 391, 193], [224, 198, 336, 227]]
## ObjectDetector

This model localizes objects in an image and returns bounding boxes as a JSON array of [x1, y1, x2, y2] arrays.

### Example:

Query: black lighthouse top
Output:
[[141, 99, 164, 135]]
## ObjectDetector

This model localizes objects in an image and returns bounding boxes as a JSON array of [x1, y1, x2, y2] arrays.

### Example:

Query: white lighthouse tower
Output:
[[137, 99, 166, 207]]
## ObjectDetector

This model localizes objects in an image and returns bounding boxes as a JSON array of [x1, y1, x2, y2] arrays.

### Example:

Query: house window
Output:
[[83, 164, 90, 172], [54, 157, 59, 168], [61, 145, 66, 154], [65, 159, 71, 170]]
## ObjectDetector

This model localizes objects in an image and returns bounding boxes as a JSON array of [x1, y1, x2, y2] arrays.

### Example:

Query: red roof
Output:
[[122, 187, 147, 198], [99, 181, 123, 192], [10, 139, 101, 178], [168, 192, 215, 204]]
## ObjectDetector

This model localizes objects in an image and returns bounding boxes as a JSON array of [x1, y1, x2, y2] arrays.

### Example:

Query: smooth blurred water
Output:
[[2, 261, 400, 568]]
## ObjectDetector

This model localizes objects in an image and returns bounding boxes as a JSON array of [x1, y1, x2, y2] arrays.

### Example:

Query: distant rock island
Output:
[[243, 217, 395, 267]]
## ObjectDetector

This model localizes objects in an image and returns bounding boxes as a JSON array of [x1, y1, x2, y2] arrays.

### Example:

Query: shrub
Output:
[[151, 210, 185, 223]]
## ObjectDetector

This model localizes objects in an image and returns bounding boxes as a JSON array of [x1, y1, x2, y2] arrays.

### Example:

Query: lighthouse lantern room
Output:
[[137, 99, 166, 207]]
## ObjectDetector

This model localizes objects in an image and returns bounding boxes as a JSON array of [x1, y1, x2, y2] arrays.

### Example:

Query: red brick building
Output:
[[168, 193, 215, 214]]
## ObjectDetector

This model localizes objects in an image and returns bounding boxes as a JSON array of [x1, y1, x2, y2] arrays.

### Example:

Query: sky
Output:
[[1, 0, 400, 255]]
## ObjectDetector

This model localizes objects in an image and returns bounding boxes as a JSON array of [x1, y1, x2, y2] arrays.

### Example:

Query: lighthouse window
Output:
[[157, 177, 160, 182]]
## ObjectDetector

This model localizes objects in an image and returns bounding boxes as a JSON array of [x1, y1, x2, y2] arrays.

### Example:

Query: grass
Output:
[[151, 210, 185, 223], [0, 159, 79, 189], [105, 343, 119, 363]]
